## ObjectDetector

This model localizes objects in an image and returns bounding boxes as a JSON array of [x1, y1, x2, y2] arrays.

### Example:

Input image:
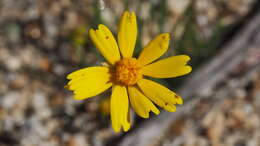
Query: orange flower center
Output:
[[114, 58, 142, 86]]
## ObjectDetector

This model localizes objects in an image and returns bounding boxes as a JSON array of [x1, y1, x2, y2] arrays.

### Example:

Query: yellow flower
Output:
[[66, 11, 192, 132]]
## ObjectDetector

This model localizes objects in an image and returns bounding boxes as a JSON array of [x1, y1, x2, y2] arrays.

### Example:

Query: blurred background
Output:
[[0, 0, 260, 146]]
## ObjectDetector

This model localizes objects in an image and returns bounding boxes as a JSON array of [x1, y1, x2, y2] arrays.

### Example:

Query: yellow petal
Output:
[[73, 83, 112, 100], [67, 66, 109, 80], [66, 67, 113, 100], [138, 33, 170, 66], [118, 11, 137, 58], [128, 86, 160, 118], [67, 67, 110, 88], [137, 79, 183, 112], [89, 24, 121, 65], [142, 55, 192, 78], [111, 85, 130, 132]]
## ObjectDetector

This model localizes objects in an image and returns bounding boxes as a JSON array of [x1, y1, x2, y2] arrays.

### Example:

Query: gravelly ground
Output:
[[160, 63, 260, 146], [0, 0, 258, 146]]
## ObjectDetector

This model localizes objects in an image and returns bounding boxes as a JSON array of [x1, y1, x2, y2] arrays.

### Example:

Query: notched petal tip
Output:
[[67, 71, 78, 80], [185, 65, 192, 74], [180, 55, 192, 75], [158, 34, 170, 51], [141, 114, 149, 119], [164, 104, 176, 112], [182, 55, 191, 62], [152, 107, 160, 115], [123, 11, 136, 19], [113, 122, 130, 133], [122, 123, 131, 132], [176, 97, 183, 105], [64, 85, 70, 90], [180, 65, 192, 77], [129, 12, 136, 23], [174, 94, 184, 105]]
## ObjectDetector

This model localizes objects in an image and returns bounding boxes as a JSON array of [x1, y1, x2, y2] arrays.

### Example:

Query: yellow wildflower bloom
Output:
[[66, 11, 192, 132]]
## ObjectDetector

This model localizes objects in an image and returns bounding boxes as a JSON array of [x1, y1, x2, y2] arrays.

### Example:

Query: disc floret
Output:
[[114, 58, 142, 86]]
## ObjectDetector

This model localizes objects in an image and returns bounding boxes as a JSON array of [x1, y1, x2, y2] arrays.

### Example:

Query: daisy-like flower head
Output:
[[66, 11, 192, 132]]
